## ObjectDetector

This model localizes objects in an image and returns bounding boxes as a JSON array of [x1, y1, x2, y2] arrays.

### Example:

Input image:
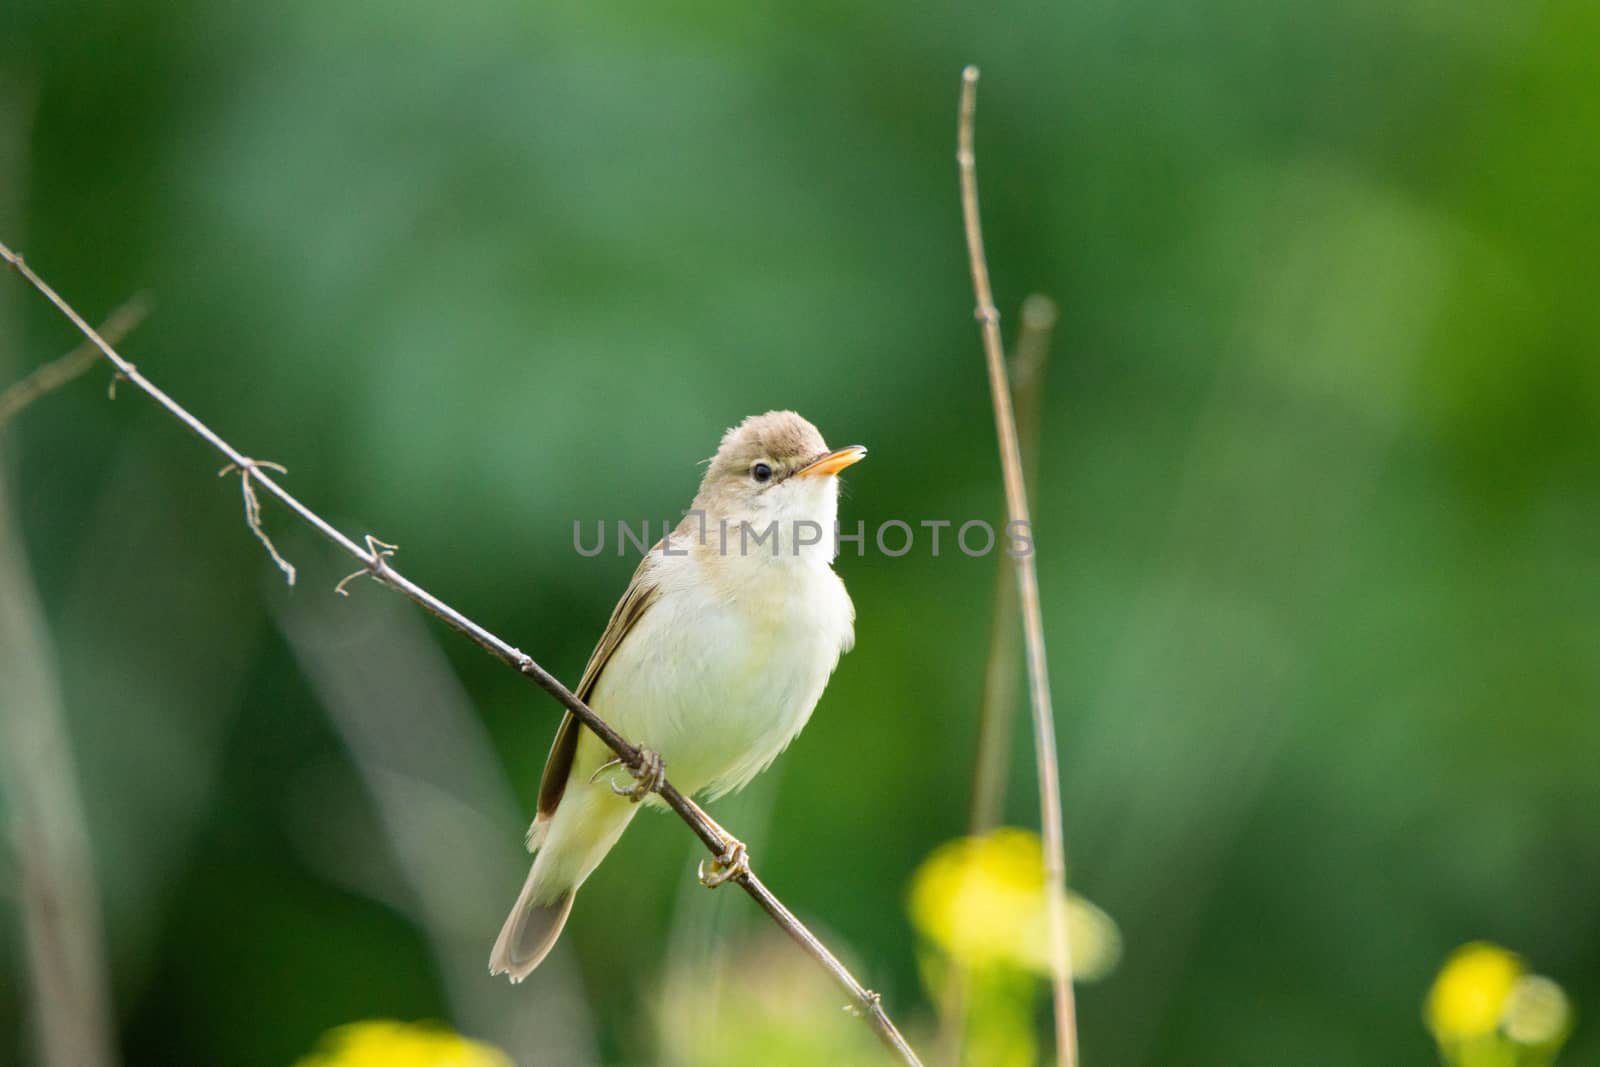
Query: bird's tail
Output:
[[489, 776, 640, 982], [488, 867, 576, 982]]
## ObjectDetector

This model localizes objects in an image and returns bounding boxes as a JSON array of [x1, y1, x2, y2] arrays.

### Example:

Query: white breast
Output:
[[587, 543, 855, 799]]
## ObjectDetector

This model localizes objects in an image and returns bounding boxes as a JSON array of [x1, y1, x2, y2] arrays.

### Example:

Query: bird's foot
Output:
[[697, 836, 750, 888], [604, 749, 664, 802]]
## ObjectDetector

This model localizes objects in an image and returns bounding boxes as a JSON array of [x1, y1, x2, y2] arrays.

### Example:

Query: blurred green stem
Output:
[[0, 76, 119, 1067], [0, 297, 147, 431], [277, 593, 599, 1065], [968, 293, 1056, 836], [0, 474, 118, 1067], [942, 295, 1054, 1067]]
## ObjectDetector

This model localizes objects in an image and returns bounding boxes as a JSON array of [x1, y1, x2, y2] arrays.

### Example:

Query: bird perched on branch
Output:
[[491, 411, 866, 981]]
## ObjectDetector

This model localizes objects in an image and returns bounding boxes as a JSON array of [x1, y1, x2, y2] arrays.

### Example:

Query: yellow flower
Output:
[[295, 1020, 513, 1067], [1425, 943, 1524, 1040], [907, 828, 1120, 980], [1423, 943, 1576, 1066]]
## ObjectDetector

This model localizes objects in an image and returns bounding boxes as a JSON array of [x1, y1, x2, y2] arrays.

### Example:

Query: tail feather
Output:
[[493, 759, 641, 982], [489, 876, 575, 983]]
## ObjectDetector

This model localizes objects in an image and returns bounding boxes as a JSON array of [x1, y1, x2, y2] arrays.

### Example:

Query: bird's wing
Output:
[[535, 545, 664, 820]]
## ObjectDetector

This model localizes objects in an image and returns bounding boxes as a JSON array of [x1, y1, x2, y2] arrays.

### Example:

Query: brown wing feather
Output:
[[535, 548, 662, 819]]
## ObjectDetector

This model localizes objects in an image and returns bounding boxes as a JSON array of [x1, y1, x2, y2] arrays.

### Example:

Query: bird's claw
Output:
[[607, 748, 664, 802], [697, 837, 750, 888]]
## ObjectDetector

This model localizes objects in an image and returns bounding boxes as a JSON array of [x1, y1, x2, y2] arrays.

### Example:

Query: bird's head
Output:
[[690, 410, 866, 562]]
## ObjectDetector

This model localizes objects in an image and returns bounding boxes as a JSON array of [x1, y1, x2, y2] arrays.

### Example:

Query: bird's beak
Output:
[[795, 445, 868, 479]]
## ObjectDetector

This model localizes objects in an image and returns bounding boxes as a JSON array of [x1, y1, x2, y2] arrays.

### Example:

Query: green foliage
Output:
[[2, 1, 1597, 1064]]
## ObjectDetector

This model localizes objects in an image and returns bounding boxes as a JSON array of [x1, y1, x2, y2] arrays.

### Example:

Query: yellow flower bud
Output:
[[907, 828, 1120, 980], [295, 1020, 513, 1067], [1424, 942, 1523, 1040]]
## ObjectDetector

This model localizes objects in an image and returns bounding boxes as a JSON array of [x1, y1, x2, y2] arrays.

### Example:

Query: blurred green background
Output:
[[2, 1, 1597, 1064]]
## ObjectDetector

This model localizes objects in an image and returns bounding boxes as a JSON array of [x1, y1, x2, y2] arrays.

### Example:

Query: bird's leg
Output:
[[698, 841, 749, 888], [604, 748, 664, 802], [695, 810, 751, 888]]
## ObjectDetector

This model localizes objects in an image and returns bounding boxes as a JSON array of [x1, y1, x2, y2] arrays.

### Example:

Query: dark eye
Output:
[[751, 462, 773, 484]]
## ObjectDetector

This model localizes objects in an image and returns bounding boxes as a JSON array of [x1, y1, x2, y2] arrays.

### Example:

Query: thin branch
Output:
[[957, 67, 1079, 1067], [0, 296, 147, 430], [0, 238, 922, 1066]]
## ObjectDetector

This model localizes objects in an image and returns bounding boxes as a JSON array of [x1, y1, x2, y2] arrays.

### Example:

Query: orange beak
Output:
[[795, 444, 867, 478]]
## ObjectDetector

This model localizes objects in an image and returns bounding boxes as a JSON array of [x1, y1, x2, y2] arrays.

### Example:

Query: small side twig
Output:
[[957, 67, 1079, 1067], [218, 459, 296, 585], [0, 237, 922, 1066], [335, 535, 399, 596], [0, 295, 147, 430]]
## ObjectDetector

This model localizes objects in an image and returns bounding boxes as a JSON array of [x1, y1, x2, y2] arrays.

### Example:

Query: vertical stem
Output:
[[956, 67, 1078, 1067]]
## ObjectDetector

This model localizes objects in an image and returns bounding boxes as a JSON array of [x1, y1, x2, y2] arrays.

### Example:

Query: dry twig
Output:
[[0, 237, 922, 1066], [218, 459, 296, 585], [0, 296, 147, 430], [957, 67, 1079, 1067]]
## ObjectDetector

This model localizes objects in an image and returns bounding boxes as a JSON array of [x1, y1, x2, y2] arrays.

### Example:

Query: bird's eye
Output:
[[751, 462, 773, 484]]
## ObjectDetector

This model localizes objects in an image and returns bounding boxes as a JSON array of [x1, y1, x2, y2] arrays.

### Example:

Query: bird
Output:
[[489, 410, 866, 981]]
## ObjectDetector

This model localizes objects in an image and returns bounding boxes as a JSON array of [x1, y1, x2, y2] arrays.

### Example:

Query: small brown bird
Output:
[[490, 411, 866, 981]]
